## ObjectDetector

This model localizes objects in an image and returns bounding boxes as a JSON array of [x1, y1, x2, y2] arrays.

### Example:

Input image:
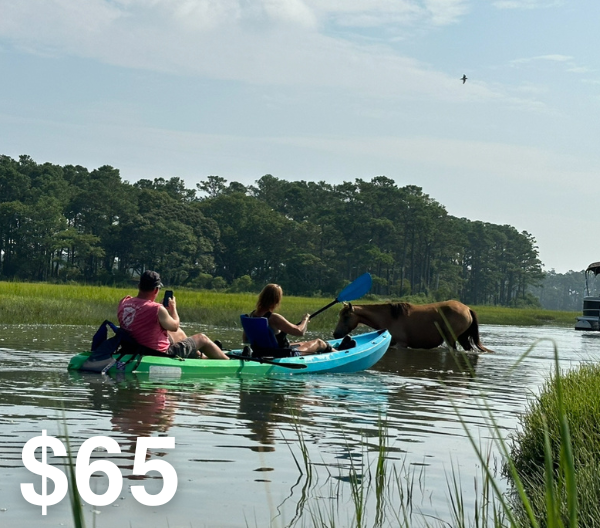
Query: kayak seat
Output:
[[338, 335, 357, 351], [240, 314, 298, 358]]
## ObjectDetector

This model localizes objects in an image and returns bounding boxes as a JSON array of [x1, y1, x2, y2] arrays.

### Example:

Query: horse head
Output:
[[333, 302, 360, 338]]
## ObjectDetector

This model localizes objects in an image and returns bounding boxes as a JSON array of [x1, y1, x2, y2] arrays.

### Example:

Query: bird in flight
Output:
[[461, 74, 468, 84]]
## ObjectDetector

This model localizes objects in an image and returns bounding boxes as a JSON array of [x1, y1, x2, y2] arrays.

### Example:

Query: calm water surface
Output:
[[0, 323, 598, 527]]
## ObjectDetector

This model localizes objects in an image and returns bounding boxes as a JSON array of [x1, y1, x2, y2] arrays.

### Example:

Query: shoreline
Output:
[[0, 281, 578, 328]]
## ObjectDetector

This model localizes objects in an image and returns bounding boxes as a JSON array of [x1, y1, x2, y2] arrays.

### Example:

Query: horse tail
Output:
[[463, 309, 493, 353]]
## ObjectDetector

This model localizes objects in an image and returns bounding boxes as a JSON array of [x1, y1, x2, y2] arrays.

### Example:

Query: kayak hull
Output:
[[68, 329, 391, 378]]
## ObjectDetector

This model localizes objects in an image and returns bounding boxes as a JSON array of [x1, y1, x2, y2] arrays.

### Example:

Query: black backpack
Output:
[[80, 320, 123, 373], [81, 320, 176, 373]]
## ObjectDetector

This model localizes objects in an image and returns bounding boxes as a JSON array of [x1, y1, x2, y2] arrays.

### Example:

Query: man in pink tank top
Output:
[[118, 270, 229, 360]]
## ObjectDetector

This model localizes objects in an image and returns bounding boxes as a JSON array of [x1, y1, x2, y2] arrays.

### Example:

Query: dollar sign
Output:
[[21, 430, 68, 515]]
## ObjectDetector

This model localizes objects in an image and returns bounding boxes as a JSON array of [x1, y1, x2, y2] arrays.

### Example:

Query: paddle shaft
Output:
[[294, 299, 337, 325], [227, 353, 307, 369], [303, 273, 372, 323], [308, 299, 338, 320]]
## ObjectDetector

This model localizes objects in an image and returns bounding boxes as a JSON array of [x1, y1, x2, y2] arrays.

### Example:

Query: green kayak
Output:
[[67, 330, 391, 378]]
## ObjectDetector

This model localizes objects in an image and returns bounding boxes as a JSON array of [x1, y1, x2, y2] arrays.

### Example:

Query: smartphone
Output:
[[162, 290, 174, 308]]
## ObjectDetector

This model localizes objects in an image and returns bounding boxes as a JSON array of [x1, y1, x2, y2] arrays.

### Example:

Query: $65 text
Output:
[[21, 430, 178, 515]]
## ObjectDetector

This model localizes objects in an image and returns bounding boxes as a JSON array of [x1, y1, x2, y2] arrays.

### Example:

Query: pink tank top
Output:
[[117, 296, 169, 353]]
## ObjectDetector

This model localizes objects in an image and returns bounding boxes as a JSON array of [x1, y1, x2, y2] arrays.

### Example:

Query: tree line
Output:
[[0, 154, 546, 306], [531, 269, 589, 311]]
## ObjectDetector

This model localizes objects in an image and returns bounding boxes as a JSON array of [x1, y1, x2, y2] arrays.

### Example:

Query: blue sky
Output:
[[1, 0, 599, 273]]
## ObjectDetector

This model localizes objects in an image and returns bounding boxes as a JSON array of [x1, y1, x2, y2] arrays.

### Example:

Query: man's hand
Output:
[[159, 299, 180, 332], [166, 296, 176, 314]]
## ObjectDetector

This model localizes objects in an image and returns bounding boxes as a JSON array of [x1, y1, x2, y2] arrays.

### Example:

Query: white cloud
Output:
[[0, 0, 489, 100], [423, 0, 469, 25], [509, 54, 592, 79], [304, 0, 468, 27], [567, 66, 592, 74], [492, 0, 563, 9], [511, 54, 572, 64]]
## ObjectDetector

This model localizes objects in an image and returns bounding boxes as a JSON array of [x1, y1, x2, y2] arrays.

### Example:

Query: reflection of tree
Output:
[[110, 387, 175, 452], [237, 379, 306, 448], [74, 372, 177, 473]]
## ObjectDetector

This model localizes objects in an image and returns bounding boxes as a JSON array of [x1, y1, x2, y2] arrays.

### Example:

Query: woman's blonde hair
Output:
[[256, 284, 283, 313]]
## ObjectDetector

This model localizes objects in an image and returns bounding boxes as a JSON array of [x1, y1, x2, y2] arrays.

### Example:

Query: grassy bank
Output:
[[0, 281, 578, 328], [508, 360, 600, 526], [0, 281, 342, 330], [471, 304, 577, 327]]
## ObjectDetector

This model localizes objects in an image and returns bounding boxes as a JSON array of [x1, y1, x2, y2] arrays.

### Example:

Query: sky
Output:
[[1, 0, 599, 274]]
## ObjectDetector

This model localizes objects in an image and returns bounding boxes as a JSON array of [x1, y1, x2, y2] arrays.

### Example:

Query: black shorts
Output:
[[168, 337, 197, 358]]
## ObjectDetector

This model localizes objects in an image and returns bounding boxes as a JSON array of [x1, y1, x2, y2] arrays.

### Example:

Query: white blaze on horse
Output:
[[333, 301, 492, 352]]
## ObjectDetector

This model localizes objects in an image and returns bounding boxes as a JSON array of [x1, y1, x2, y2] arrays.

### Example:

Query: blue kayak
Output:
[[68, 329, 391, 378]]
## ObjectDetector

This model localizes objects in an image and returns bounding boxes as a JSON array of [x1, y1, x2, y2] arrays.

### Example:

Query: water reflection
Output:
[[237, 379, 305, 448], [4, 323, 600, 527], [372, 345, 479, 379], [73, 373, 177, 450]]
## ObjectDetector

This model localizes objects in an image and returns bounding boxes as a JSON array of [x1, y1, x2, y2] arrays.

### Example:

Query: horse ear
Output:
[[348, 302, 353, 311]]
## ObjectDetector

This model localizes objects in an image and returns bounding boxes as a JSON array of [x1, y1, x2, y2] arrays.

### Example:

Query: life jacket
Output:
[[240, 314, 299, 358]]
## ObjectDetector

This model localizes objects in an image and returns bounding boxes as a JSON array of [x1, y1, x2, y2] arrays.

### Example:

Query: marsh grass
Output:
[[470, 306, 575, 327], [0, 281, 577, 328], [279, 334, 589, 528], [0, 282, 341, 330], [282, 423, 430, 528], [507, 359, 600, 526], [59, 413, 87, 528]]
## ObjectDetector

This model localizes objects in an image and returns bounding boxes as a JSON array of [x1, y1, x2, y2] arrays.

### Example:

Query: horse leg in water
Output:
[[457, 333, 474, 351], [435, 309, 461, 350]]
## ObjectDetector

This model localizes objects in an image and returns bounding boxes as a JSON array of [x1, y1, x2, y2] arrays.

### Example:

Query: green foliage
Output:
[[508, 362, 600, 526], [0, 155, 545, 304], [228, 274, 254, 293], [210, 276, 227, 290]]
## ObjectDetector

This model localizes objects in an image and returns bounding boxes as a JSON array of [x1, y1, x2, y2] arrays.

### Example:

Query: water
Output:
[[0, 323, 598, 527]]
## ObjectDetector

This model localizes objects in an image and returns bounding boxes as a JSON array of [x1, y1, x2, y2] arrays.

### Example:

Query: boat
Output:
[[67, 329, 392, 379], [575, 262, 600, 331]]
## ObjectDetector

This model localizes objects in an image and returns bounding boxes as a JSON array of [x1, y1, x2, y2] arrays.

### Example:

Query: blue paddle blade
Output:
[[337, 273, 372, 302]]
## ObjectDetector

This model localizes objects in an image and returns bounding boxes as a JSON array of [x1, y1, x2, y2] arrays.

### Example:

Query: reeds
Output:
[[0, 282, 341, 330], [507, 355, 600, 526], [0, 281, 578, 328], [278, 337, 591, 528]]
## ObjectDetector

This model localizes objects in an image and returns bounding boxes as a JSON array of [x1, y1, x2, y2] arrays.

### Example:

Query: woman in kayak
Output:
[[244, 283, 341, 355]]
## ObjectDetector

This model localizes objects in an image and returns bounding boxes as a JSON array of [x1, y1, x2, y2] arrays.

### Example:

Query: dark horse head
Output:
[[333, 303, 361, 338]]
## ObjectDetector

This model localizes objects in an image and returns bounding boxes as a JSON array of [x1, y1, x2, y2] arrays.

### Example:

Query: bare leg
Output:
[[191, 333, 230, 360], [294, 338, 332, 355]]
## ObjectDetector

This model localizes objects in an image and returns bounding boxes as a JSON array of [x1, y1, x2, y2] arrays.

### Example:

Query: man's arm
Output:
[[158, 298, 180, 332]]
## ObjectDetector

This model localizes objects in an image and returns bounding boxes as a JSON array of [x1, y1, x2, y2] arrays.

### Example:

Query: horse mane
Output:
[[389, 302, 410, 319]]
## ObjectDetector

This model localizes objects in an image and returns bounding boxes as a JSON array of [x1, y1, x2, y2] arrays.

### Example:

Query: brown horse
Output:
[[333, 301, 492, 352]]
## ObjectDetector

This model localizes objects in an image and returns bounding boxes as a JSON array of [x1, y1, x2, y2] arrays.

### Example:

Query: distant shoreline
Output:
[[0, 281, 578, 329]]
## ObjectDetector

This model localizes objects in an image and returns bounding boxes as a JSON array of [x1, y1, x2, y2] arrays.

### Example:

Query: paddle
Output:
[[307, 272, 373, 320], [226, 352, 307, 369], [234, 274, 372, 365]]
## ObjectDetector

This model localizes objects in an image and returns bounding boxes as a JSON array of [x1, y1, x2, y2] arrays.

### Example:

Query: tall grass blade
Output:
[[542, 417, 559, 528], [60, 414, 86, 528]]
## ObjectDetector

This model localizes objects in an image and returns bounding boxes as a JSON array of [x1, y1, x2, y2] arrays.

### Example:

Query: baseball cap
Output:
[[139, 270, 164, 291]]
